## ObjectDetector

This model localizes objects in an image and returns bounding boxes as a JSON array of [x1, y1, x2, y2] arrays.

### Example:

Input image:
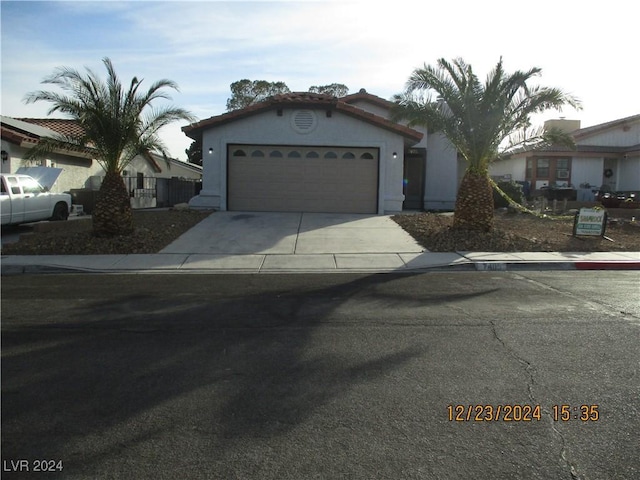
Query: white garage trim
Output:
[[227, 144, 379, 214]]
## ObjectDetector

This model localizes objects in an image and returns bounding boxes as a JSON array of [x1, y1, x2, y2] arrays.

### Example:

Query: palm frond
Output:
[[23, 57, 195, 175]]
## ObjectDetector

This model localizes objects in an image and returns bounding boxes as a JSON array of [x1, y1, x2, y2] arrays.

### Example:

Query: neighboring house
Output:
[[1, 116, 202, 207], [183, 90, 460, 214], [490, 114, 640, 200], [1, 116, 99, 192]]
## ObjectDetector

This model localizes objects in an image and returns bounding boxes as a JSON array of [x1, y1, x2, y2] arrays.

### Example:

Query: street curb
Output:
[[2, 261, 640, 275], [574, 261, 640, 270], [474, 261, 640, 271]]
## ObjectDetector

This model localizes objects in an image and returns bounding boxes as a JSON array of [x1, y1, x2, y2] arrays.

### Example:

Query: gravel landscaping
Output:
[[392, 209, 640, 252]]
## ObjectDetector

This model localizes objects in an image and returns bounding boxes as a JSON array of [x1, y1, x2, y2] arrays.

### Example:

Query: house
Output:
[[182, 90, 461, 214], [489, 114, 640, 200], [1, 116, 202, 208]]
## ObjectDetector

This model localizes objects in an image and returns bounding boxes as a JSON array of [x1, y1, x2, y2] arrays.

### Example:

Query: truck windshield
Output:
[[19, 177, 45, 194]]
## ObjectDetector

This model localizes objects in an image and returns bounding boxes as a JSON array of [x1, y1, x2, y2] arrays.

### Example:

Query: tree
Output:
[[23, 57, 195, 236], [226, 79, 290, 111], [185, 139, 202, 166], [392, 57, 581, 231], [309, 83, 349, 97]]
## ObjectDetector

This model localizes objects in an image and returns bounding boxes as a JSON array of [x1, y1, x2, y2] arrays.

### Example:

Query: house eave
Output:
[[182, 92, 422, 143]]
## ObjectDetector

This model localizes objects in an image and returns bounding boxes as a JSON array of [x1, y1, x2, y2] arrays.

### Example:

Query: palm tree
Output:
[[23, 57, 196, 236], [393, 57, 581, 231]]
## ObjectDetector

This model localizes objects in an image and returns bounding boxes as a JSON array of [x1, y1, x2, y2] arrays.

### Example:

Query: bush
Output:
[[493, 181, 525, 208]]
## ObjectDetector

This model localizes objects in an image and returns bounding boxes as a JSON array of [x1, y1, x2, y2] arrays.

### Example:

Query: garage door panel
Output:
[[228, 145, 378, 213]]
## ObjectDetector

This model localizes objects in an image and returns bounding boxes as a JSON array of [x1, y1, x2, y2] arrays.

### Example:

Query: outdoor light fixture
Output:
[[1, 150, 8, 162], [208, 148, 213, 155], [392, 152, 397, 159]]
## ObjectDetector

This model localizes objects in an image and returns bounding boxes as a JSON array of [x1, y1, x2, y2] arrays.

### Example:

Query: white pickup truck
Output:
[[1, 174, 72, 226]]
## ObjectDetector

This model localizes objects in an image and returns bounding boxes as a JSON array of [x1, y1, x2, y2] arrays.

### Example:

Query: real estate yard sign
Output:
[[573, 208, 607, 237]]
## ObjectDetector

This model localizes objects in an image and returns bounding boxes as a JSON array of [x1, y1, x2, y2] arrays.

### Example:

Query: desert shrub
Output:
[[493, 181, 525, 208]]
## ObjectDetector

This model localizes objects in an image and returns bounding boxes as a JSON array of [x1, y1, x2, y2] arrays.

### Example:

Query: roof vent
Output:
[[291, 109, 317, 134]]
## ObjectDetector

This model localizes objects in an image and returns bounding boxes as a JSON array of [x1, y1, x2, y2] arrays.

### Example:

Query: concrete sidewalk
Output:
[[2, 211, 639, 274], [2, 251, 639, 274]]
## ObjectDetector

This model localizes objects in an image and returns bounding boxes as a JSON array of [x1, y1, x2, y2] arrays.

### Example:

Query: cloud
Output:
[[2, 0, 638, 161]]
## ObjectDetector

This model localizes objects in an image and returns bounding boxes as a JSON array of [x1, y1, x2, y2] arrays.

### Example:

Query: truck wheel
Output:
[[51, 202, 69, 221]]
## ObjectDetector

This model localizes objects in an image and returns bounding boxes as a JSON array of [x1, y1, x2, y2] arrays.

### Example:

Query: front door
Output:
[[403, 149, 425, 210]]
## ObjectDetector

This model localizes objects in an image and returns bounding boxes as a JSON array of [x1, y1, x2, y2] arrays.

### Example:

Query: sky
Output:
[[2, 0, 639, 161]]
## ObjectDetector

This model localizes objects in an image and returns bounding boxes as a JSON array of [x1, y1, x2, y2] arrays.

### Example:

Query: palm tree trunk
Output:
[[93, 171, 133, 237], [453, 170, 494, 231]]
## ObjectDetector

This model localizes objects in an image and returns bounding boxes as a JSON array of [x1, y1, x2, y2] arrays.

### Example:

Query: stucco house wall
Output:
[[424, 132, 458, 210], [570, 157, 603, 189], [488, 157, 526, 180], [1, 138, 103, 193], [618, 156, 640, 191]]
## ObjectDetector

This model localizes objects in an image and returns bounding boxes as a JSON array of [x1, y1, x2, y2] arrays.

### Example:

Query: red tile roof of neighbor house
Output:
[[183, 91, 423, 143], [17, 118, 86, 139]]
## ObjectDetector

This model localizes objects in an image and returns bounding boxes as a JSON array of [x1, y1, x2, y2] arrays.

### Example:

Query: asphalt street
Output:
[[1, 271, 639, 479]]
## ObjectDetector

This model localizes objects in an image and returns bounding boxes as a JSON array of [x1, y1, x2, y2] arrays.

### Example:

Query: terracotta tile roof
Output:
[[271, 92, 337, 104], [183, 91, 423, 143], [341, 89, 395, 109], [17, 118, 86, 139]]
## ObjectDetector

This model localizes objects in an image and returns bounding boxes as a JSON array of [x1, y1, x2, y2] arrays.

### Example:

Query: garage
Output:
[[227, 145, 378, 214]]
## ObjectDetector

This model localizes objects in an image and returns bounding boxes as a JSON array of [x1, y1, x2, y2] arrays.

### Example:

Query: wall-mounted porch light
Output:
[[392, 152, 397, 159], [208, 148, 214, 155]]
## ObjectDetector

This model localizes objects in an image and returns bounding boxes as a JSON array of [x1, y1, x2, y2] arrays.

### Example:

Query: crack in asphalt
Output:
[[489, 318, 583, 480]]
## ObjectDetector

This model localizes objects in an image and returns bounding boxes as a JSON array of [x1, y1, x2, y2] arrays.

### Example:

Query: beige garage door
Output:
[[228, 145, 378, 213]]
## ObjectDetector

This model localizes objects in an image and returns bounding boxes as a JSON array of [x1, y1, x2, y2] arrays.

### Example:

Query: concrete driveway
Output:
[[160, 212, 424, 255]]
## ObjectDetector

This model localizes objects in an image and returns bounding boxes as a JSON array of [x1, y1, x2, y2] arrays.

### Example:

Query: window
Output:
[[0, 178, 7, 195], [8, 177, 20, 194], [233, 149, 247, 156], [556, 158, 570, 179], [536, 159, 550, 177], [305, 151, 319, 158], [360, 152, 374, 159], [526, 159, 533, 179], [342, 152, 355, 159], [324, 152, 338, 159], [288, 151, 301, 158], [251, 150, 265, 157], [269, 150, 283, 158], [137, 172, 144, 189]]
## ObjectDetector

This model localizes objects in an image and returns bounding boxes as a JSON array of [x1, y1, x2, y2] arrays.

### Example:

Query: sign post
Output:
[[573, 208, 607, 237]]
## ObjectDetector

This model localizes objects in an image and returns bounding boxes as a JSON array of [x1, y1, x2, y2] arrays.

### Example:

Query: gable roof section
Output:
[[341, 89, 395, 109], [183, 92, 423, 143], [573, 113, 640, 140]]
